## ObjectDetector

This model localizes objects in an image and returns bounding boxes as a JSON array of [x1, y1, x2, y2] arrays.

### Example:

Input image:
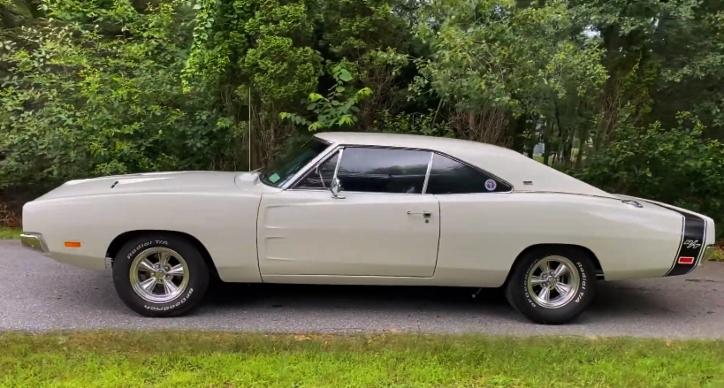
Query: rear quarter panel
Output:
[[432, 192, 684, 287], [22, 189, 263, 282]]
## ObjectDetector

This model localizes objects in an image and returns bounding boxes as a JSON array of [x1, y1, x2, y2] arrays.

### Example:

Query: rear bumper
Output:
[[20, 232, 49, 254], [702, 244, 718, 263]]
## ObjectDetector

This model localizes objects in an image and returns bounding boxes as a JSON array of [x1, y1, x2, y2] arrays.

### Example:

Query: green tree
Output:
[[413, 0, 606, 151]]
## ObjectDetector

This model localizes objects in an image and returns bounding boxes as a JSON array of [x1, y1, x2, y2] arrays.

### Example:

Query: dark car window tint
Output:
[[426, 153, 511, 194], [336, 148, 431, 194], [260, 138, 330, 188], [295, 151, 340, 190]]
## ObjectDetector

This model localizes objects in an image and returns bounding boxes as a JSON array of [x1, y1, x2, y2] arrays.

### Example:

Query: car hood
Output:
[[34, 171, 264, 201]]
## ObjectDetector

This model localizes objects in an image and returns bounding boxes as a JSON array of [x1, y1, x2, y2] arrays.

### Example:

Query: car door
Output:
[[257, 146, 441, 278], [426, 152, 517, 284]]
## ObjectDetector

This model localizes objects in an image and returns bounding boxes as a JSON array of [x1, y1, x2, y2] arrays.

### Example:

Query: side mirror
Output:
[[330, 177, 345, 199]]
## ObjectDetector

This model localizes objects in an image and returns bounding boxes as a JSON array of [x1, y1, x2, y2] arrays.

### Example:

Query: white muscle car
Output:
[[20, 132, 716, 324]]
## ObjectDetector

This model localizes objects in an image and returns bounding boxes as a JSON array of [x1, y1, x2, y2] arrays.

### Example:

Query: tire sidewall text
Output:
[[521, 257, 588, 310], [112, 234, 210, 317], [126, 239, 170, 261], [507, 246, 597, 324]]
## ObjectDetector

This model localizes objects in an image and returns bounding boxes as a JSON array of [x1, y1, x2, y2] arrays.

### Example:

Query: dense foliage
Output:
[[1, 0, 724, 234]]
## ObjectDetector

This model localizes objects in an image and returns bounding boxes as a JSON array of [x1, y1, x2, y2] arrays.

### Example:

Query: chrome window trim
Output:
[[331, 147, 345, 183], [286, 188, 432, 196], [279, 139, 341, 190], [285, 145, 345, 190], [425, 151, 514, 195], [283, 141, 515, 194], [421, 152, 434, 195], [287, 144, 433, 194]]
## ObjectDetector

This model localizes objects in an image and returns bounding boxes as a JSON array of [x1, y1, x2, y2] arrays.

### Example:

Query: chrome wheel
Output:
[[129, 247, 190, 304], [526, 255, 580, 309]]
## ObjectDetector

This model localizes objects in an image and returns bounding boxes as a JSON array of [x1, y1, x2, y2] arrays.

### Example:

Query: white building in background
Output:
[[533, 142, 545, 156]]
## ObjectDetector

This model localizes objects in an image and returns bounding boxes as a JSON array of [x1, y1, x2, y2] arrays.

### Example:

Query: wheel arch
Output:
[[106, 230, 220, 280], [503, 243, 604, 287]]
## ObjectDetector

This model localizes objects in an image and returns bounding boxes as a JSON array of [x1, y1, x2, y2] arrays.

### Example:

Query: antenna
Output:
[[248, 85, 252, 171]]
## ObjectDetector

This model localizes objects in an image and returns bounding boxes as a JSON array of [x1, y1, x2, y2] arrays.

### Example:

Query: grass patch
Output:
[[709, 245, 724, 262], [1, 331, 723, 387], [0, 227, 20, 240]]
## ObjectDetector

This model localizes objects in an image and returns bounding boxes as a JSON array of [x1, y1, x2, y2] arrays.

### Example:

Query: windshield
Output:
[[259, 138, 331, 187]]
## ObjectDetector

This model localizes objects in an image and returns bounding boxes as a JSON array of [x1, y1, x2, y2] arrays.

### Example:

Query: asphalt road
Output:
[[2, 240, 724, 338]]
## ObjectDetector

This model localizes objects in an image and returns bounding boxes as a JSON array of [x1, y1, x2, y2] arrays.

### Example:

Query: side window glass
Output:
[[337, 148, 431, 194], [426, 153, 511, 194], [294, 151, 340, 190]]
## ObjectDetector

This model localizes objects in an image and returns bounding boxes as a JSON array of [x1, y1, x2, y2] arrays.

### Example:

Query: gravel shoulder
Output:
[[2, 240, 723, 338]]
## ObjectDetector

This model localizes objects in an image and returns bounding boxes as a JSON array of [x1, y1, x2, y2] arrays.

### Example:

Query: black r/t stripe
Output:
[[664, 209, 706, 277]]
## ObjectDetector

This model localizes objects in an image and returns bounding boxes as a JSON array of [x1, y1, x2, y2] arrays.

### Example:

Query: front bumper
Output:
[[21, 231, 112, 269], [20, 232, 49, 254]]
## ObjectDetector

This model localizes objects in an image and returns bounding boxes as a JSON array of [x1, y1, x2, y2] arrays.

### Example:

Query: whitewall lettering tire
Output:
[[505, 246, 596, 324], [112, 234, 210, 317]]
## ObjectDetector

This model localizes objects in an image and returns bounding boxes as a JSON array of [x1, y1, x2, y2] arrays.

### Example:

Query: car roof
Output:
[[314, 131, 516, 158], [313, 131, 609, 196]]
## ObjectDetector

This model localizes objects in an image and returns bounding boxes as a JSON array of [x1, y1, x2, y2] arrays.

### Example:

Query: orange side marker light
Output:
[[64, 241, 82, 248]]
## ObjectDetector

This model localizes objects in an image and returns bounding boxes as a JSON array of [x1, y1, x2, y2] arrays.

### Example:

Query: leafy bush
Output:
[[280, 65, 373, 131], [370, 110, 455, 138], [0, 4, 232, 193]]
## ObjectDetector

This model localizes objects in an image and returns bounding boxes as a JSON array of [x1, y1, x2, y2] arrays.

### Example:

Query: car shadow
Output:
[[206, 282, 505, 311], [199, 280, 677, 323], [34, 262, 686, 326]]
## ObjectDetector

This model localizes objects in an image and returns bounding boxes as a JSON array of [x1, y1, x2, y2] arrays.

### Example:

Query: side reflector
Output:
[[678, 256, 695, 265], [64, 241, 81, 248]]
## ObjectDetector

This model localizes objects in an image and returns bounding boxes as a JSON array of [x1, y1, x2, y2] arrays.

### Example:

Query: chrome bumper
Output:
[[701, 244, 717, 264], [20, 232, 48, 253]]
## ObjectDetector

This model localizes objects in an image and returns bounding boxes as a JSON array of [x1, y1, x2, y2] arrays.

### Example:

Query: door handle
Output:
[[407, 211, 432, 217]]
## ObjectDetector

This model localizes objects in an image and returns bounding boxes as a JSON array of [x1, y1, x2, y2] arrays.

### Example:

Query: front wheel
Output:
[[112, 234, 210, 317], [505, 246, 596, 324]]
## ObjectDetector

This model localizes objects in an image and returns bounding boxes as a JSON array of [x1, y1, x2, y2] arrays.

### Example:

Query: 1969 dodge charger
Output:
[[20, 132, 716, 324]]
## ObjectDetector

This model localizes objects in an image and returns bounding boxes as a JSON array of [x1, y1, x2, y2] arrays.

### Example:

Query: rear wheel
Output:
[[505, 246, 596, 324], [112, 234, 210, 317]]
